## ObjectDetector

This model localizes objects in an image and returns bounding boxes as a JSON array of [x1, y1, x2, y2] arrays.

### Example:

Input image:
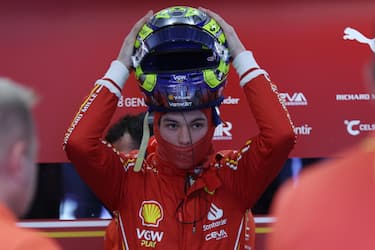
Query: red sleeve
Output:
[[219, 75, 296, 208], [104, 218, 122, 250], [63, 84, 127, 211]]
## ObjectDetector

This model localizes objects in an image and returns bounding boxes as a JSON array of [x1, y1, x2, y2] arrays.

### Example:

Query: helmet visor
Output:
[[140, 48, 219, 73]]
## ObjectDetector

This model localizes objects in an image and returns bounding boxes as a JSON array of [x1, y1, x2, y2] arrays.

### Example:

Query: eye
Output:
[[164, 122, 178, 130], [191, 121, 205, 129]]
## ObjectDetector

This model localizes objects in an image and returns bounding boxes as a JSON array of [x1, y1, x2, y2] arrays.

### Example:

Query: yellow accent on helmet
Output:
[[185, 7, 200, 17], [203, 18, 226, 44], [203, 70, 221, 88], [135, 66, 157, 92], [203, 60, 230, 88], [154, 6, 200, 19], [134, 24, 153, 49]]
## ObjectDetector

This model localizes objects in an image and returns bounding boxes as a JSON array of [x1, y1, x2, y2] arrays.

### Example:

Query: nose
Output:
[[178, 125, 192, 146]]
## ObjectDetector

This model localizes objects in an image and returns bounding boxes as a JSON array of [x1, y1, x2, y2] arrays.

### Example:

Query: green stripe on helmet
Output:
[[154, 12, 170, 19], [135, 24, 153, 49], [202, 18, 227, 44], [218, 32, 226, 44], [203, 60, 229, 88], [203, 69, 221, 88], [203, 19, 220, 37], [142, 74, 157, 92], [136, 66, 157, 92], [185, 7, 200, 17], [218, 59, 230, 75]]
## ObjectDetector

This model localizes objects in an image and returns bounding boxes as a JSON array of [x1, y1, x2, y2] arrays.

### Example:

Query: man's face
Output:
[[113, 133, 136, 154], [18, 137, 38, 217], [159, 110, 208, 147], [1, 137, 38, 218], [21, 152, 37, 216]]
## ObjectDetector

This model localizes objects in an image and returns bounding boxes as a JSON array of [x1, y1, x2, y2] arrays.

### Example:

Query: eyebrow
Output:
[[161, 117, 206, 123]]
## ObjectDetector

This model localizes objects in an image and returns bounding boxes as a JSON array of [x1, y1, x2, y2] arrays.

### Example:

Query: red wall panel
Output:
[[1, 1, 374, 162]]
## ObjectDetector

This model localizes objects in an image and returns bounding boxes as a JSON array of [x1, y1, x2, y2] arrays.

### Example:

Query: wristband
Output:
[[240, 69, 269, 86], [96, 79, 122, 98], [103, 60, 129, 89], [95, 60, 130, 98], [232, 51, 269, 87]]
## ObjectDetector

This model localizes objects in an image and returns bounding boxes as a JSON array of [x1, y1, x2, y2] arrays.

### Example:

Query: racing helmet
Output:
[[132, 6, 230, 112]]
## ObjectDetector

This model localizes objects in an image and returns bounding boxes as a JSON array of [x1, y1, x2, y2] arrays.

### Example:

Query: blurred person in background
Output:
[[0, 78, 61, 249], [105, 112, 150, 154]]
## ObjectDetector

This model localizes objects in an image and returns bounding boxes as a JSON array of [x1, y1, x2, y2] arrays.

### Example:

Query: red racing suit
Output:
[[64, 71, 295, 249]]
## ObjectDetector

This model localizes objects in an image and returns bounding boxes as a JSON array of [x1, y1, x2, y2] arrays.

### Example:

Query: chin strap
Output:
[[134, 111, 151, 172], [212, 106, 222, 126]]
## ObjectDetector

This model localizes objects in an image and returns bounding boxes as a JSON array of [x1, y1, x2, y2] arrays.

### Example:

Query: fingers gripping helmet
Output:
[[132, 6, 230, 112]]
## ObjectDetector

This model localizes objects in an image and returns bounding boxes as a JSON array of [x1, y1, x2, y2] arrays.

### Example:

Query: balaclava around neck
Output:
[[153, 108, 216, 175]]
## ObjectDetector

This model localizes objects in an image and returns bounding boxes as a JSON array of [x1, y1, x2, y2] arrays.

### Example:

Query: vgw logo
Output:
[[136, 228, 164, 248], [345, 120, 375, 136], [279, 92, 308, 106], [213, 121, 232, 140]]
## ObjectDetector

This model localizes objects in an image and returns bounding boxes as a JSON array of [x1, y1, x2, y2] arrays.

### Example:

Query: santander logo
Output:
[[207, 203, 223, 221]]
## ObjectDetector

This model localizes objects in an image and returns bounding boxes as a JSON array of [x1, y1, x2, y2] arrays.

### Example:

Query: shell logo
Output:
[[139, 200, 164, 227]]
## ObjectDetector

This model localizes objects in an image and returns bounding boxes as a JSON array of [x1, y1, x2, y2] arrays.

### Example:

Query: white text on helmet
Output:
[[172, 75, 187, 82]]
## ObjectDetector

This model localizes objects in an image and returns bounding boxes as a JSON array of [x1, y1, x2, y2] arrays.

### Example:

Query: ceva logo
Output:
[[279, 92, 308, 106]]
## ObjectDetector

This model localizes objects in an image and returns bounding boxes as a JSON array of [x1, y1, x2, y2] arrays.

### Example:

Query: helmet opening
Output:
[[140, 48, 219, 73], [134, 24, 223, 70]]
